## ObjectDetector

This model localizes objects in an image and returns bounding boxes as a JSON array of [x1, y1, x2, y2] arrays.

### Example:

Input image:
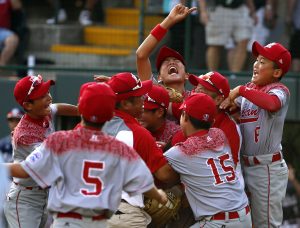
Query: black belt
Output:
[[115, 210, 125, 215], [115, 199, 128, 215]]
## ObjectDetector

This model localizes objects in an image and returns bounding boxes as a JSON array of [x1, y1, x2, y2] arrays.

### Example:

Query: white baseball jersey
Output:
[[165, 128, 248, 220], [236, 82, 290, 156], [21, 127, 154, 216], [12, 104, 57, 186]]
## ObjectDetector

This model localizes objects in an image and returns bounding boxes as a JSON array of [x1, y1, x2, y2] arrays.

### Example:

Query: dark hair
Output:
[[188, 115, 211, 130], [82, 118, 105, 129], [22, 100, 34, 112], [273, 62, 283, 81], [147, 108, 167, 118], [115, 96, 138, 109]]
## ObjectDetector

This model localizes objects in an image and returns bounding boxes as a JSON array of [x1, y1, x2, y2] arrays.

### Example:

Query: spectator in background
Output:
[[282, 163, 300, 227], [46, 0, 103, 26], [0, 0, 21, 67], [227, 0, 278, 72], [198, 0, 256, 73], [0, 107, 23, 163], [286, 0, 300, 72]]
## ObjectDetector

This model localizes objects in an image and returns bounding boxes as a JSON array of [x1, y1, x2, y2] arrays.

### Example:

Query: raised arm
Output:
[[136, 4, 197, 81]]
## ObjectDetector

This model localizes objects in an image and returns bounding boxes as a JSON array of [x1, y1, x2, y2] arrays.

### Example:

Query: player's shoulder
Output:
[[13, 119, 46, 146], [260, 82, 290, 95], [45, 128, 140, 160], [133, 123, 155, 140], [179, 128, 226, 156]]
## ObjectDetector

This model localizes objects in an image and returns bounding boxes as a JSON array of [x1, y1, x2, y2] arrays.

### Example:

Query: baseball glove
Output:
[[165, 87, 184, 103], [144, 186, 182, 228]]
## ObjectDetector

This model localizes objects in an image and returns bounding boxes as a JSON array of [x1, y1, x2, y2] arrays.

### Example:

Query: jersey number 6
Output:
[[207, 153, 236, 186], [80, 160, 104, 196]]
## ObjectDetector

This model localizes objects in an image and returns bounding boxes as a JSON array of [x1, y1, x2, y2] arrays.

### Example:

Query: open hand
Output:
[[167, 4, 197, 25]]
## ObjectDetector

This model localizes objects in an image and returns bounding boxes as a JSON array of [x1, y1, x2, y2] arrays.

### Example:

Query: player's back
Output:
[[32, 127, 152, 216], [165, 128, 248, 220]]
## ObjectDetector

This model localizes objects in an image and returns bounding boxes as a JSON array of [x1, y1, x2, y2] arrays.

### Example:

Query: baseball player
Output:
[[172, 72, 242, 169], [97, 72, 179, 228], [140, 84, 180, 151], [169, 72, 244, 228], [220, 41, 291, 227], [3, 82, 168, 228], [136, 4, 196, 121], [165, 93, 252, 228], [4, 75, 79, 228], [0, 107, 24, 163]]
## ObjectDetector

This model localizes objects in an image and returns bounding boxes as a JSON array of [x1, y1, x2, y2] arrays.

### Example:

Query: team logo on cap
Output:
[[200, 72, 213, 80], [202, 114, 209, 121], [29, 75, 42, 84], [90, 116, 98, 122], [266, 43, 276, 49]]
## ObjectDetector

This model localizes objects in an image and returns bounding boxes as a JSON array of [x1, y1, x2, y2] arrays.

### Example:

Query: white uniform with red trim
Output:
[[4, 104, 57, 228], [165, 128, 252, 228], [236, 82, 289, 227], [20, 127, 154, 228]]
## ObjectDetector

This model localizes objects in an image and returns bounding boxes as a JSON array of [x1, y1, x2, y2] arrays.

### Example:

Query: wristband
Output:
[[150, 24, 167, 41]]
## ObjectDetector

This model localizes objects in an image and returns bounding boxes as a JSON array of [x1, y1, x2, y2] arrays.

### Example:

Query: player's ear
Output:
[[22, 101, 33, 112], [181, 111, 189, 122], [273, 68, 283, 79], [156, 108, 165, 118]]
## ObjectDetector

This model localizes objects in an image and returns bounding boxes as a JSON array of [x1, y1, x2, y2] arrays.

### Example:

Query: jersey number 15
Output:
[[206, 153, 236, 186]]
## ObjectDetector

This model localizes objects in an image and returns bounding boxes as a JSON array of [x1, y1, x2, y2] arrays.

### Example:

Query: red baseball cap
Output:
[[252, 41, 291, 75], [78, 82, 116, 123], [180, 93, 216, 123], [7, 107, 24, 119], [156, 46, 185, 71], [14, 75, 55, 106], [79, 82, 97, 97], [189, 72, 230, 98], [144, 85, 169, 110], [107, 72, 152, 101]]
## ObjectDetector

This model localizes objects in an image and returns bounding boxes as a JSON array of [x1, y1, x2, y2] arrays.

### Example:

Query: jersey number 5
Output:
[[81, 160, 104, 196], [207, 153, 236, 186]]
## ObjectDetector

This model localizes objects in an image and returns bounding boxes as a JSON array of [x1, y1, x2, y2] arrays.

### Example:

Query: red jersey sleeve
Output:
[[133, 126, 167, 173], [239, 86, 281, 112]]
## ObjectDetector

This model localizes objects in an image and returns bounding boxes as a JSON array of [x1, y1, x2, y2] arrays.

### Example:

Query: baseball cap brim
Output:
[[156, 46, 185, 71], [188, 74, 217, 93], [116, 80, 152, 101], [144, 101, 160, 110], [29, 80, 55, 100]]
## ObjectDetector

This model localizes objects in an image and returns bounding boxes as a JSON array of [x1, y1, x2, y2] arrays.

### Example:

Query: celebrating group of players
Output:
[[1, 4, 292, 228]]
